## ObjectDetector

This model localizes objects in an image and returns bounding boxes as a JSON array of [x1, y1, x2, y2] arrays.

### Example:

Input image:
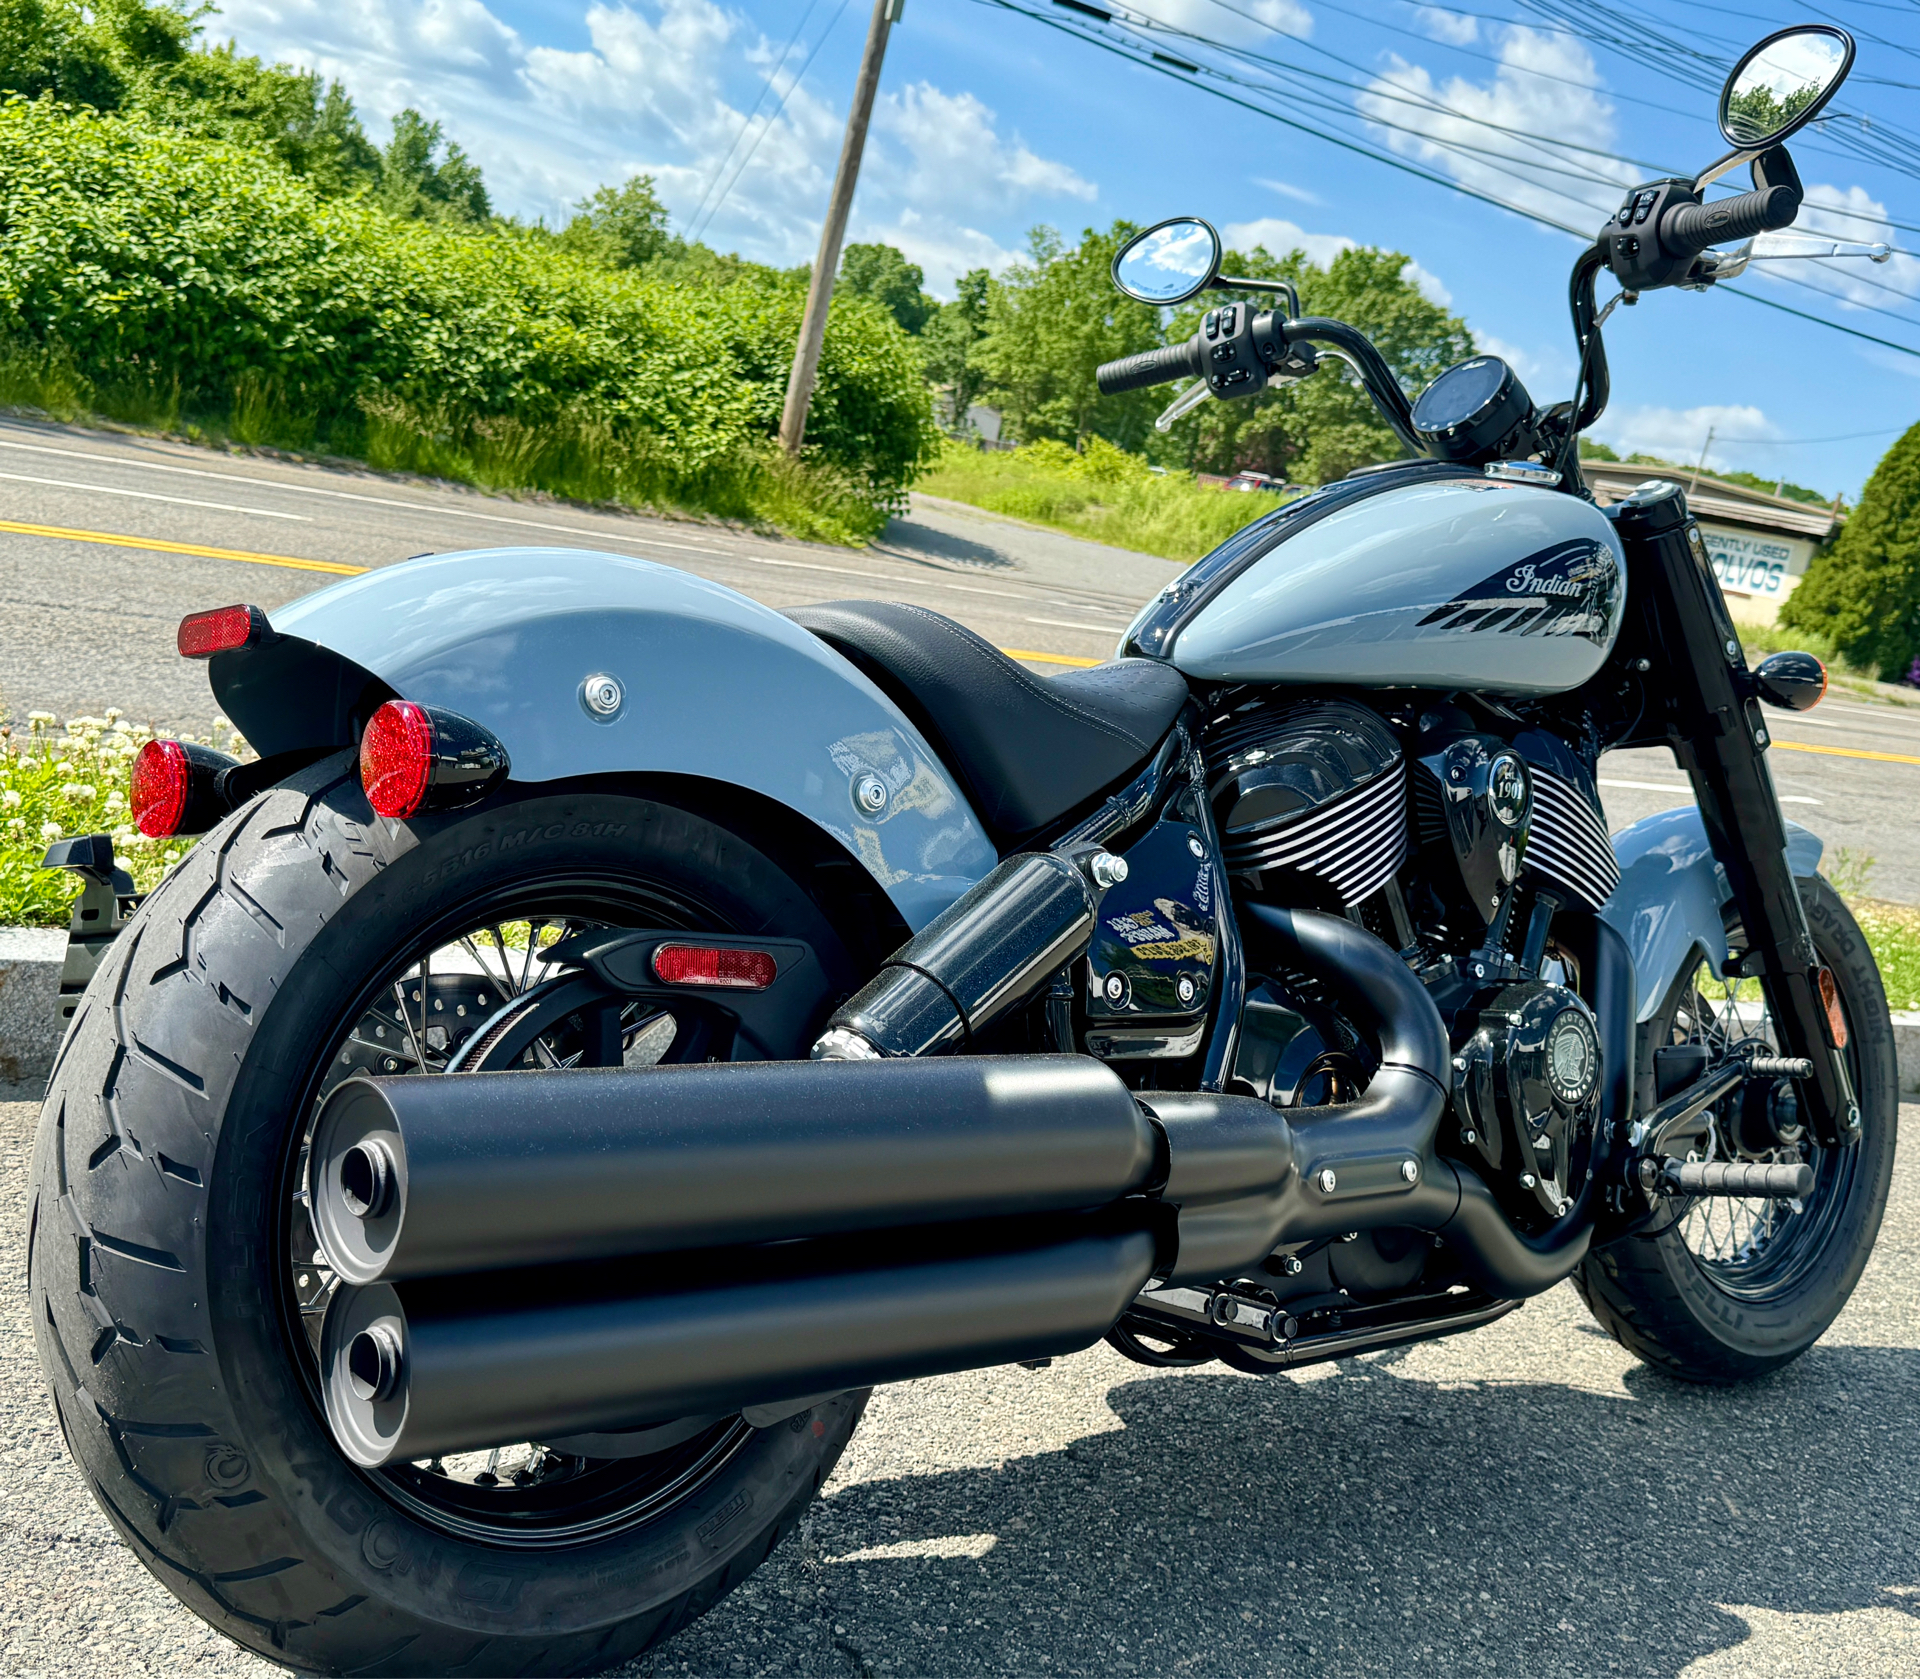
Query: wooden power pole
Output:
[[778, 0, 899, 456]]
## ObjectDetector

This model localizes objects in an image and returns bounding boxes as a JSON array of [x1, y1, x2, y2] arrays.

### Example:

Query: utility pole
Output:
[[779, 0, 900, 456], [1690, 424, 1716, 496]]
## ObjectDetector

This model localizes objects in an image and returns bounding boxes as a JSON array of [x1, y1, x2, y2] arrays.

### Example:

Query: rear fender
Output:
[[215, 548, 997, 931], [1603, 805, 1823, 1023]]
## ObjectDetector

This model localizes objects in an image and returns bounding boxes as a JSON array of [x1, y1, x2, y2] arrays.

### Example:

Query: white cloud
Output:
[[1254, 177, 1322, 206], [1591, 403, 1780, 472], [214, 0, 1094, 287], [1358, 28, 1633, 233], [1413, 6, 1478, 46], [1222, 215, 1356, 268], [1402, 259, 1451, 307], [1471, 330, 1570, 394], [1750, 181, 1920, 319], [1129, 0, 1311, 47]]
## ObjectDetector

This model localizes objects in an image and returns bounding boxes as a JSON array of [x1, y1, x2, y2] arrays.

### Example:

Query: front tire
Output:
[[27, 760, 867, 1675], [1574, 874, 1898, 1383]]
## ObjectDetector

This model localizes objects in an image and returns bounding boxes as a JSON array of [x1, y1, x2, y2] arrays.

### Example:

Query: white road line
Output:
[[0, 469, 310, 521], [1598, 776, 1820, 805], [1022, 616, 1128, 635]]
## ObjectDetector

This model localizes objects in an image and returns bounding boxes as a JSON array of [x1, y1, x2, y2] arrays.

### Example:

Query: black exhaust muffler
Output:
[[323, 1225, 1158, 1466], [310, 1055, 1159, 1284]]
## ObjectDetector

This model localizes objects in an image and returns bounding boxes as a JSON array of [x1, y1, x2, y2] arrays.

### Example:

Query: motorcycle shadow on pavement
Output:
[[622, 1325, 1920, 1679], [870, 519, 1019, 573]]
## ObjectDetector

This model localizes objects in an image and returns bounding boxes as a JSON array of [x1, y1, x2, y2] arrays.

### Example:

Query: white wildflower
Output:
[[1, 789, 18, 809], [104, 791, 125, 812], [40, 820, 61, 840], [104, 708, 123, 723], [27, 711, 54, 724]]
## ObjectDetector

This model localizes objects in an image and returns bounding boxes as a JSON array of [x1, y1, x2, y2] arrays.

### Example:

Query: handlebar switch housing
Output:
[[1598, 178, 1703, 292]]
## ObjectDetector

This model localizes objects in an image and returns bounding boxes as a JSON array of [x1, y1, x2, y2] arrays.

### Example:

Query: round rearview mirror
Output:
[[1111, 217, 1222, 306], [1719, 25, 1853, 150]]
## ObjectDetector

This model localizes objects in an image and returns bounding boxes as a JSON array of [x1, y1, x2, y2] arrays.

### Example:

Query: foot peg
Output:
[[1639, 1159, 1814, 1198], [1746, 1056, 1814, 1080]]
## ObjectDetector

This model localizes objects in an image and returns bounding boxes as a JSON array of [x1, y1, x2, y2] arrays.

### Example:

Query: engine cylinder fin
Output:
[[1521, 765, 1619, 910]]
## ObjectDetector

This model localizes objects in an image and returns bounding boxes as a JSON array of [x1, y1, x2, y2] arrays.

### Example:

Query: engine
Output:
[[1203, 692, 1618, 1239]]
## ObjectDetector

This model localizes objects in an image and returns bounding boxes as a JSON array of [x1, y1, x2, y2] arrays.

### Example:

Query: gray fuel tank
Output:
[[1147, 476, 1625, 695]]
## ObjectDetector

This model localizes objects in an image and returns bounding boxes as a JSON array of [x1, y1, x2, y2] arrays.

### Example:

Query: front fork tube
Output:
[[1612, 484, 1859, 1145]]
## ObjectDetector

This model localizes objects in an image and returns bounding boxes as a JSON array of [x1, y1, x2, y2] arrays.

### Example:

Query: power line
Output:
[[684, 0, 827, 236]]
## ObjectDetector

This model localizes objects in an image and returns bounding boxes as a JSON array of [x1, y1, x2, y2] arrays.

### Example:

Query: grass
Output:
[[0, 339, 889, 547], [0, 711, 220, 926], [918, 437, 1288, 562]]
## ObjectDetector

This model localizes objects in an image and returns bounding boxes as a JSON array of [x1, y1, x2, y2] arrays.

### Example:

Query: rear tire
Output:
[[27, 760, 868, 1675], [1573, 874, 1898, 1383]]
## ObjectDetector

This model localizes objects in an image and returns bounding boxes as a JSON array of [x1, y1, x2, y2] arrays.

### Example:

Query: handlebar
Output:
[[1662, 185, 1800, 256], [1096, 340, 1205, 396]]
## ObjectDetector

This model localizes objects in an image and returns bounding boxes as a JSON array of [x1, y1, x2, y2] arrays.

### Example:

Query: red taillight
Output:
[[652, 944, 778, 990], [177, 604, 266, 659], [360, 701, 436, 820], [130, 740, 192, 837]]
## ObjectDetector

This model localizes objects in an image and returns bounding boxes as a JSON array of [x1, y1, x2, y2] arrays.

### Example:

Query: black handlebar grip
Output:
[[1096, 339, 1203, 396], [1663, 1160, 1815, 1198], [1661, 185, 1800, 255]]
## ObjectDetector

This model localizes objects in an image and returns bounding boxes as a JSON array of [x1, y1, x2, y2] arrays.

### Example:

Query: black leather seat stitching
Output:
[[786, 600, 1188, 838]]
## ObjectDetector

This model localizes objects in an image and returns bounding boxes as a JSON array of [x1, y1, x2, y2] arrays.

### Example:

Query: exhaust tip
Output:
[[348, 1325, 404, 1402], [340, 1140, 396, 1219], [308, 1079, 408, 1285]]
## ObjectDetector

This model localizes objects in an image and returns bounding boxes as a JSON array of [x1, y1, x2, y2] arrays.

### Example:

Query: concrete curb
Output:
[[0, 927, 68, 1085], [3, 924, 1919, 1094]]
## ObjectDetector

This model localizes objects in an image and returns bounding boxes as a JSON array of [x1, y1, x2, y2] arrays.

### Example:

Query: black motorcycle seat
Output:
[[787, 600, 1188, 838]]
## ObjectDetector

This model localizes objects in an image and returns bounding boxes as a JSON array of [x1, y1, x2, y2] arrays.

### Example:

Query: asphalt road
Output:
[[4, 1083, 1918, 1678]]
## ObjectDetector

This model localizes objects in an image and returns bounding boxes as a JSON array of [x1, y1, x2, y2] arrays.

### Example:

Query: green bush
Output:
[[0, 98, 937, 535], [1780, 420, 1920, 681], [919, 437, 1287, 562]]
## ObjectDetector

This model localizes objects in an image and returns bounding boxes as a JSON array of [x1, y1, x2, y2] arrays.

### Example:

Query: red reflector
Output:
[[130, 740, 191, 837], [652, 944, 778, 990], [1817, 966, 1849, 1049], [177, 605, 259, 659], [360, 701, 435, 820]]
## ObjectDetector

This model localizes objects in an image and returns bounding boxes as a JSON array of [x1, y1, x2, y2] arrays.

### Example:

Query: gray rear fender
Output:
[[1603, 804, 1824, 1024], [214, 547, 998, 931]]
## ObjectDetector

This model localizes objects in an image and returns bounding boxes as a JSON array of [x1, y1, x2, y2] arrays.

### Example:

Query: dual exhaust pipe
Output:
[[311, 906, 1622, 1468]]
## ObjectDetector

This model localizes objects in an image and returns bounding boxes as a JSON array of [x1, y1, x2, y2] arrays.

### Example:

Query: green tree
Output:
[[558, 175, 671, 268], [970, 223, 1164, 449], [921, 265, 990, 426], [1161, 241, 1474, 484], [377, 108, 488, 224], [837, 242, 936, 335], [1780, 420, 1920, 680]]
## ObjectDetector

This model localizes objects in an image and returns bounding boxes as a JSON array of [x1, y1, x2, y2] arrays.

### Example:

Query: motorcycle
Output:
[[26, 25, 1899, 1675]]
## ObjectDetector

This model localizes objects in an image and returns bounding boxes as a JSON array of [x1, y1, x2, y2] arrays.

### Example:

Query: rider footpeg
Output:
[[1747, 1055, 1814, 1080], [1639, 1159, 1814, 1198]]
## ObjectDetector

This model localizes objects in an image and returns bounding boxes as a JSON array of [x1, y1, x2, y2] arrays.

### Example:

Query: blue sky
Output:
[[212, 0, 1920, 499]]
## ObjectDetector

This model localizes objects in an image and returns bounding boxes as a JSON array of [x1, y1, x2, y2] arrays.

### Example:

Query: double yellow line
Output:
[[9, 518, 1917, 751]]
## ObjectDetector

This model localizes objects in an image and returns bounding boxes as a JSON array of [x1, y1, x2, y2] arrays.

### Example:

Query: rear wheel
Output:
[[1574, 874, 1898, 1382], [28, 761, 868, 1675]]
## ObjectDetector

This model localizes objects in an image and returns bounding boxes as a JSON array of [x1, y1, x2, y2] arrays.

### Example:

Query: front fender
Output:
[[1602, 805, 1823, 1023], [246, 548, 998, 931]]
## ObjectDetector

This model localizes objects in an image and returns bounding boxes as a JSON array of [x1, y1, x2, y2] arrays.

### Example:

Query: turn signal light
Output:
[[1816, 966, 1849, 1049], [177, 604, 271, 660], [359, 700, 509, 821], [130, 739, 240, 837], [652, 944, 779, 990]]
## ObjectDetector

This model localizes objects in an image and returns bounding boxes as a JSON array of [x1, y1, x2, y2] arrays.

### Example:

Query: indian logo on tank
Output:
[[1413, 538, 1619, 640]]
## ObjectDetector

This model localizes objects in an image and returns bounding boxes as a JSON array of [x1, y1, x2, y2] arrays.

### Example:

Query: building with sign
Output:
[[1581, 461, 1842, 625]]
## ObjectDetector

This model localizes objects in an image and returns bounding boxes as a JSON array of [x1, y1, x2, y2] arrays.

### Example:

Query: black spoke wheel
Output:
[[30, 764, 872, 1675], [1574, 873, 1899, 1382]]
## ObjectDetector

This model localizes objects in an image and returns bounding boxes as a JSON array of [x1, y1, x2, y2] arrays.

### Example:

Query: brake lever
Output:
[[1682, 237, 1891, 288], [1154, 378, 1214, 432]]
